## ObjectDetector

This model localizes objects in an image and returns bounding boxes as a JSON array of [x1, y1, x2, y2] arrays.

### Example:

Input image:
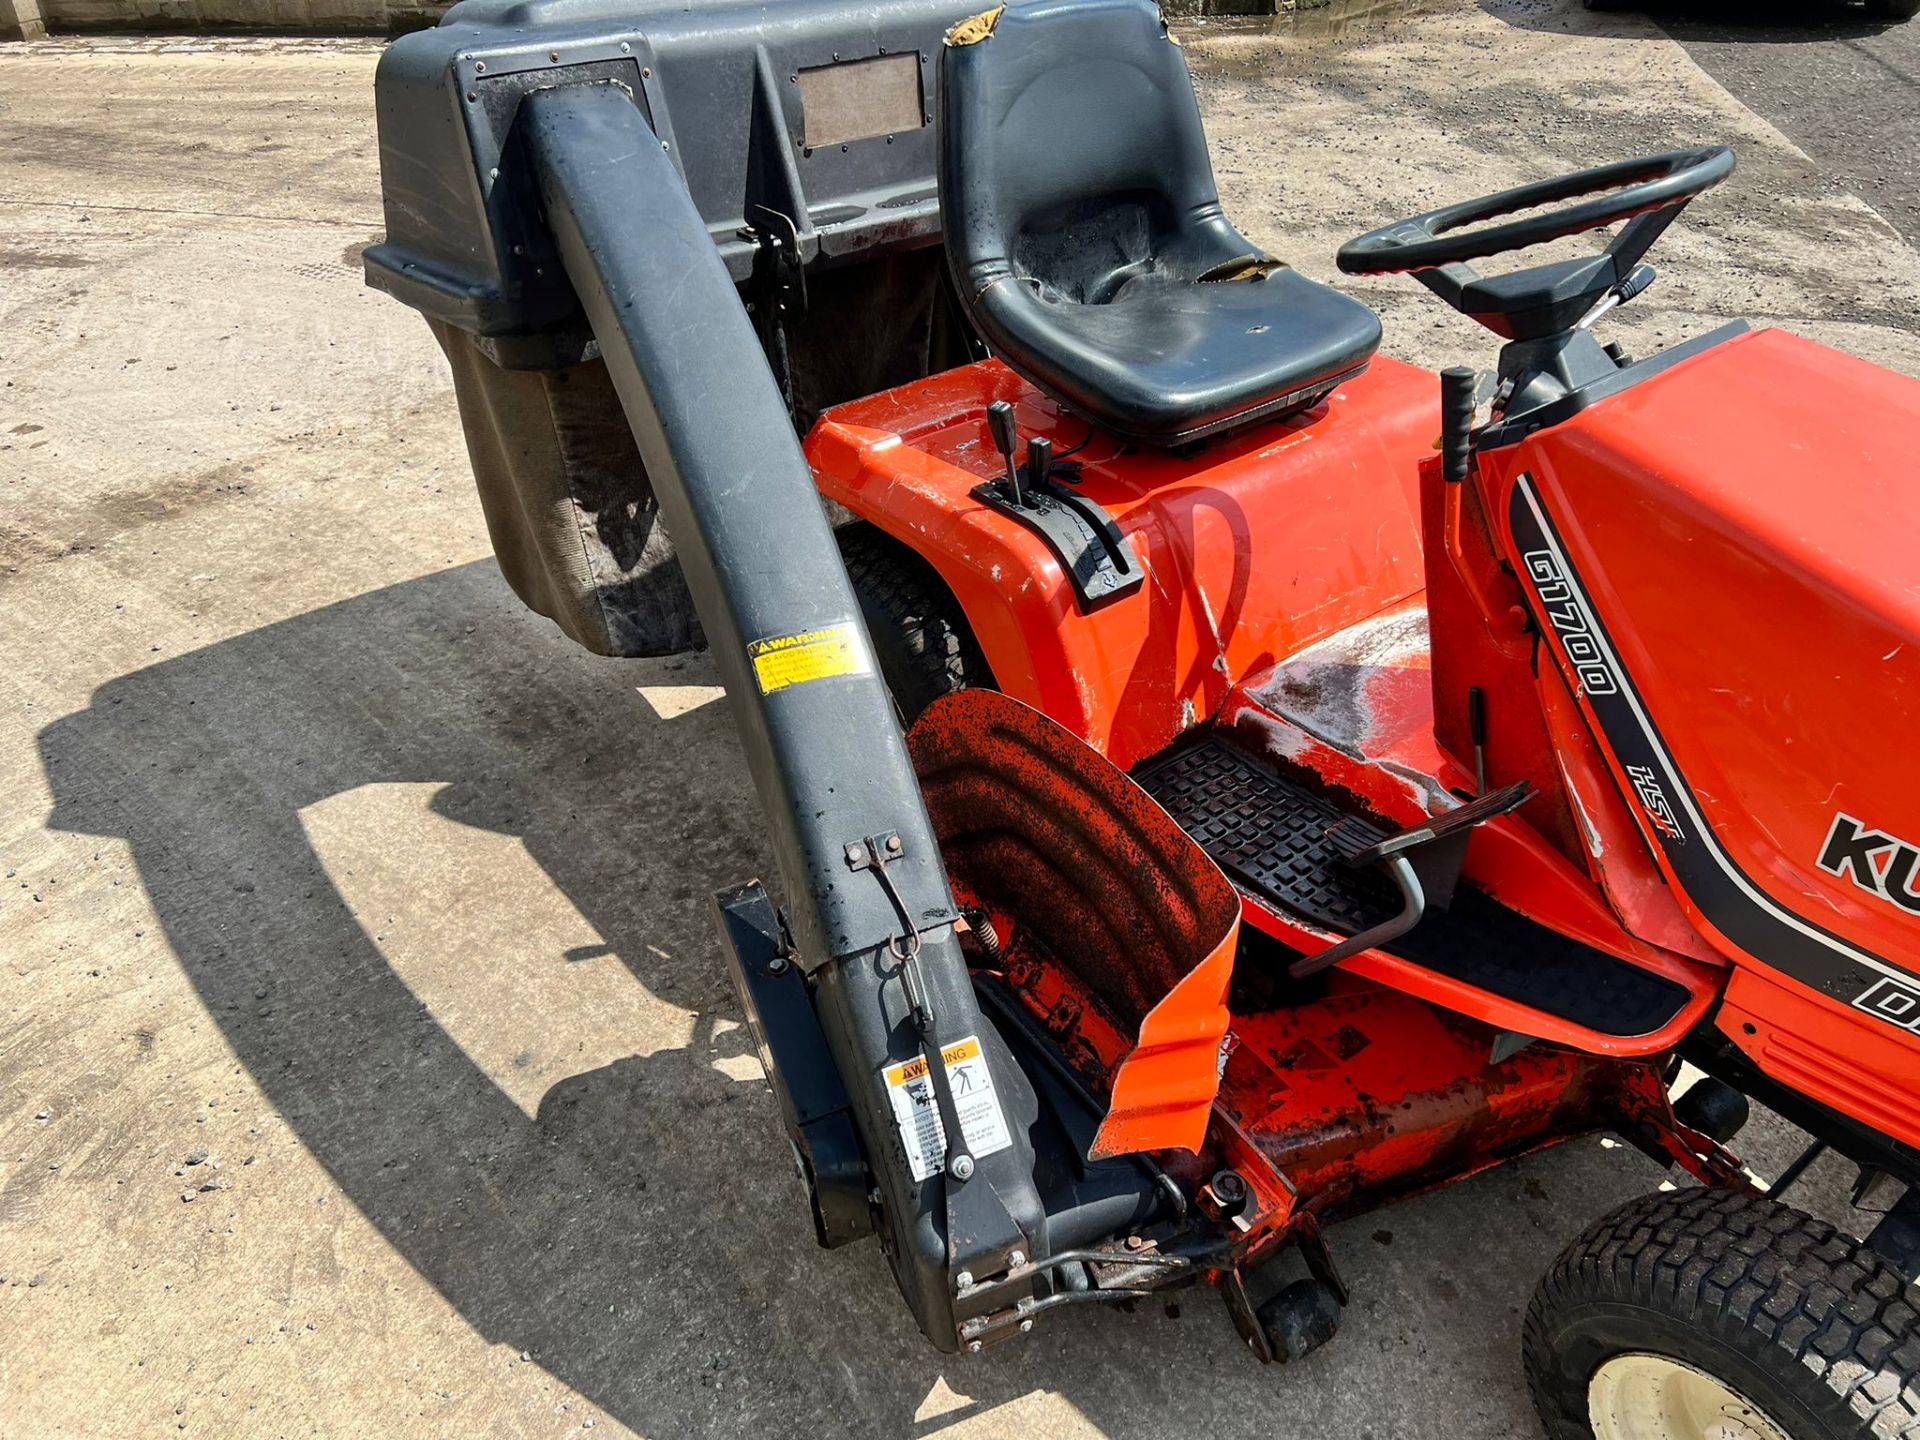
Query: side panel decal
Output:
[[1508, 474, 1916, 1026]]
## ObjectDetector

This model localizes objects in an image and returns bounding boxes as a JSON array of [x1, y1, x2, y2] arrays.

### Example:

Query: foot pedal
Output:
[[1134, 737, 1693, 1039], [1294, 780, 1532, 979], [1338, 779, 1532, 906]]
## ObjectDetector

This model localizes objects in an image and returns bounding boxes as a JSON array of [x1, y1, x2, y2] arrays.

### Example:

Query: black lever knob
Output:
[[1440, 366, 1476, 484], [987, 400, 1017, 461], [986, 400, 1024, 508], [1026, 435, 1052, 496]]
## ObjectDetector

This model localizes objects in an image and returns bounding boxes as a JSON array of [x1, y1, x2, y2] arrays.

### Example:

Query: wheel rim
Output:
[[1588, 1353, 1793, 1440]]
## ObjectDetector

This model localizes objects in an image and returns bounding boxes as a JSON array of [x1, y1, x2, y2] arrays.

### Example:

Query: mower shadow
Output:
[[1483, 0, 1897, 40], [39, 560, 1682, 1439]]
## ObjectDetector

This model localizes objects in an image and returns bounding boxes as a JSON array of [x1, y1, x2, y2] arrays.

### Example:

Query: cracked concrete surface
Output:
[[3, 3, 1917, 1436]]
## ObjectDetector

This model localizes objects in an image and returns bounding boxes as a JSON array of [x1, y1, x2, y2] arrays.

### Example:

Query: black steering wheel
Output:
[[1337, 147, 1736, 277]]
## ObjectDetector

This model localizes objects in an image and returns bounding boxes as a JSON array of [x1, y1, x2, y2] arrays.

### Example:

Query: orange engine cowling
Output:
[[1470, 327, 1920, 1141]]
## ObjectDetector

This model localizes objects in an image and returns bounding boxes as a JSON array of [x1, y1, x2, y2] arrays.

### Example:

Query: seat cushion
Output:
[[938, 0, 1382, 445], [972, 264, 1383, 445]]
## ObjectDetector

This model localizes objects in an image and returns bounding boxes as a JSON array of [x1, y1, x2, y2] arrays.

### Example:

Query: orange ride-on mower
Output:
[[366, 0, 1920, 1433]]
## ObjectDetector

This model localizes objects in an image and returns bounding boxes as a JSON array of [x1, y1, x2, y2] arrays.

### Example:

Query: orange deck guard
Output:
[[908, 690, 1240, 1158]]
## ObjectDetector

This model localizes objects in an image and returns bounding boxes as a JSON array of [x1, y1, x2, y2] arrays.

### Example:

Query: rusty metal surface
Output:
[[907, 689, 1240, 1157], [1211, 975, 1678, 1236], [1238, 599, 1452, 821]]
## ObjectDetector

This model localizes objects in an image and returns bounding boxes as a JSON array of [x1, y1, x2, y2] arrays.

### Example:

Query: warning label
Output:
[[747, 623, 871, 695], [883, 1035, 1014, 1183]]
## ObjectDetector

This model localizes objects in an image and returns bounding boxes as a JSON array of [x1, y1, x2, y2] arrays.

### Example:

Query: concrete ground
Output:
[[1653, 0, 1920, 247], [3, 3, 1918, 1436]]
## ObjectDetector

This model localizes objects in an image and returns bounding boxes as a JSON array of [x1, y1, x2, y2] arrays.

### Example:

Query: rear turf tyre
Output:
[[836, 521, 994, 725], [1867, 0, 1920, 20], [1525, 1187, 1920, 1440]]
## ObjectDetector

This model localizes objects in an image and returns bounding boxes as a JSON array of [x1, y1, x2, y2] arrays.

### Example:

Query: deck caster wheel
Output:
[[1673, 1076, 1750, 1144], [1257, 1277, 1343, 1364], [1525, 1188, 1920, 1439]]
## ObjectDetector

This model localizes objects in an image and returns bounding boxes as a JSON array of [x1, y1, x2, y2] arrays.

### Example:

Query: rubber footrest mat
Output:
[[1134, 737, 1691, 1038]]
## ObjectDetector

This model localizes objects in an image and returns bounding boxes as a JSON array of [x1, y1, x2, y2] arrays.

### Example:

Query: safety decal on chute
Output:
[[883, 1035, 1013, 1184], [748, 622, 873, 695]]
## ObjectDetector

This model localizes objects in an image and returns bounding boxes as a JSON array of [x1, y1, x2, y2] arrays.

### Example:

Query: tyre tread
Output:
[[1525, 1187, 1920, 1439], [835, 521, 992, 721]]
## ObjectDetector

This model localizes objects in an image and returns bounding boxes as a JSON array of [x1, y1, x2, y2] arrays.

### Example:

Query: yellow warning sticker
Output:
[[883, 1035, 1014, 1183], [748, 622, 872, 695]]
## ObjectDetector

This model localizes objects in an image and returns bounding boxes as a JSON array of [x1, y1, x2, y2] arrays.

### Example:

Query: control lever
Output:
[[1440, 367, 1476, 484], [1026, 435, 1053, 495], [1577, 262, 1656, 332], [986, 400, 1025, 509]]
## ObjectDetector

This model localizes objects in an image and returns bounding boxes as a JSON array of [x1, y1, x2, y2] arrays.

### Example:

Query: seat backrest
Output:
[[940, 0, 1227, 306]]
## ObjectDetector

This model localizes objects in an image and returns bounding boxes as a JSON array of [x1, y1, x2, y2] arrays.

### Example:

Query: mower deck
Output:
[[1211, 974, 1666, 1225]]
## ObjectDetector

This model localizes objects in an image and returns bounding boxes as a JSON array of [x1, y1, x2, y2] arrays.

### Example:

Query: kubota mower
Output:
[[366, 0, 1920, 1433]]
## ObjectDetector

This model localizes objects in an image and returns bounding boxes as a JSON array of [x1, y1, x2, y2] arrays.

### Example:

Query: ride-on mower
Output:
[[366, 0, 1920, 1433]]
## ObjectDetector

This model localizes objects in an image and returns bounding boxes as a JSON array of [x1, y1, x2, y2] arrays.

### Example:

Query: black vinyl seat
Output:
[[938, 0, 1382, 446]]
